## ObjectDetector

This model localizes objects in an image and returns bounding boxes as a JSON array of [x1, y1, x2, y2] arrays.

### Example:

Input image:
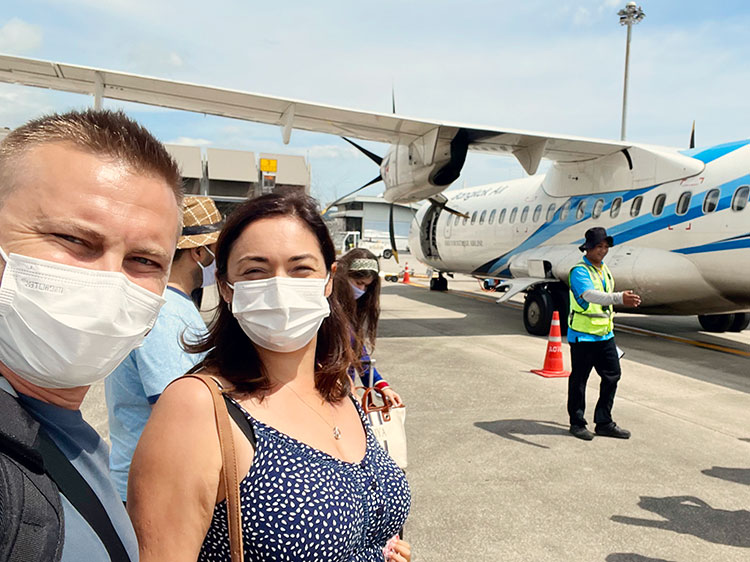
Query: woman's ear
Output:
[[325, 262, 337, 297], [218, 280, 233, 306]]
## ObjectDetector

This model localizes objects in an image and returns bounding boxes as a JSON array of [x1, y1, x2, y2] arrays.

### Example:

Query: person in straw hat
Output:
[[105, 195, 223, 503]]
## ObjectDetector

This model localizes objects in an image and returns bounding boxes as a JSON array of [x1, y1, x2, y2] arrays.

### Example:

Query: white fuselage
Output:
[[408, 142, 750, 315]]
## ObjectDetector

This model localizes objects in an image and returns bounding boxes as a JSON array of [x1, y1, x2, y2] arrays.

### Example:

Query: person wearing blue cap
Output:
[[567, 227, 641, 441]]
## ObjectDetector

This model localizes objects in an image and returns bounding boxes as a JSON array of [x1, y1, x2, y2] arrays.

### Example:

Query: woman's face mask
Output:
[[229, 275, 330, 353]]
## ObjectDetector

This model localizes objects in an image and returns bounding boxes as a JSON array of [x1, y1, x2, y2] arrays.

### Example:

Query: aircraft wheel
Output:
[[729, 312, 750, 332], [382, 249, 393, 260], [524, 288, 553, 336], [430, 275, 448, 291], [698, 313, 734, 332]]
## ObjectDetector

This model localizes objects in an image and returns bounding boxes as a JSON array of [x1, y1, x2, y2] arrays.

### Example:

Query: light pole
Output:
[[618, 2, 645, 141]]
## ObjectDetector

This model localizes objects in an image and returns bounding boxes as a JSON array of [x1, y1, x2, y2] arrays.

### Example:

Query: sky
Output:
[[2, 0, 750, 204]]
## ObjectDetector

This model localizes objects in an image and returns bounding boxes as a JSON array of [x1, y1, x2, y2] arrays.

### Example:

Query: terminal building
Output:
[[326, 195, 420, 255]]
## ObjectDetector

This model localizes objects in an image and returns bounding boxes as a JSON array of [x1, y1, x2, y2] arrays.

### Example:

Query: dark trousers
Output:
[[567, 338, 621, 428]]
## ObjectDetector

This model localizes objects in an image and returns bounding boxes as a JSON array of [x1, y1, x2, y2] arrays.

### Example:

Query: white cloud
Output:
[[166, 136, 213, 147], [0, 18, 43, 53], [574, 7, 592, 26]]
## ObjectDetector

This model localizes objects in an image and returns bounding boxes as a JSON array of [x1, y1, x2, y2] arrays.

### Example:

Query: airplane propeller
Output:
[[690, 120, 696, 149]]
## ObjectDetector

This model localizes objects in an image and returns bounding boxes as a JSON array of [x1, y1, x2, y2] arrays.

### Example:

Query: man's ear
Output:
[[325, 263, 337, 297], [189, 246, 203, 264]]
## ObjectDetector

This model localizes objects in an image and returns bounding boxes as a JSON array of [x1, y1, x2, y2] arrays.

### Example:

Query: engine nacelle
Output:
[[381, 127, 469, 203]]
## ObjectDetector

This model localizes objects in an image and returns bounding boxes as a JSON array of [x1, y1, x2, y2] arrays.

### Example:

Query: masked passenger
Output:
[[128, 193, 412, 562], [334, 248, 403, 406], [0, 109, 182, 561]]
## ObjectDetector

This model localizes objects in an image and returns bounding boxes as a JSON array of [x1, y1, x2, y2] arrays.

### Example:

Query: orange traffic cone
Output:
[[531, 311, 570, 378], [402, 263, 410, 284]]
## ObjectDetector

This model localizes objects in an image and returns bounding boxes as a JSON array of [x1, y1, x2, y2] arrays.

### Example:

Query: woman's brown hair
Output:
[[333, 248, 381, 349], [186, 193, 354, 403]]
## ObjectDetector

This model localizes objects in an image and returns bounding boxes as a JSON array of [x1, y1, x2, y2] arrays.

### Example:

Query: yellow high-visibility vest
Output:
[[568, 261, 615, 336]]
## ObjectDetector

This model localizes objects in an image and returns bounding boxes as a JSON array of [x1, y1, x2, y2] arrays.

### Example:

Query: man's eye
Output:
[[132, 256, 161, 268], [54, 234, 85, 246]]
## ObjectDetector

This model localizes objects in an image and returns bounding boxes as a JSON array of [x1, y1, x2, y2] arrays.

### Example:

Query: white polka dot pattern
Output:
[[198, 396, 411, 561]]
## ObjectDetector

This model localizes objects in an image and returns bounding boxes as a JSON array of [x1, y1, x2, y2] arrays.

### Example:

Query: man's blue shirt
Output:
[[568, 256, 615, 344], [105, 286, 206, 501]]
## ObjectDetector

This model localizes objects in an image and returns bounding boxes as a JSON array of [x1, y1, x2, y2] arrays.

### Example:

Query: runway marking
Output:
[[400, 282, 750, 358]]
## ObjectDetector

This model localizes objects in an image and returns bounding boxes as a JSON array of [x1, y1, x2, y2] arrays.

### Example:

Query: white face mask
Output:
[[229, 275, 330, 353], [197, 247, 217, 288], [0, 247, 165, 389], [350, 282, 366, 300]]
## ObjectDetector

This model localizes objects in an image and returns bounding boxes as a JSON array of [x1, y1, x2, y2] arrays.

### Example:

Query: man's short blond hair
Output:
[[0, 109, 183, 207]]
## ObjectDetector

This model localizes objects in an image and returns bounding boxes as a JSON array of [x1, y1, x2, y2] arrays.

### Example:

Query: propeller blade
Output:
[[389, 203, 399, 264], [428, 197, 470, 219], [322, 175, 382, 216], [342, 137, 383, 166], [391, 84, 396, 114], [689, 120, 696, 149]]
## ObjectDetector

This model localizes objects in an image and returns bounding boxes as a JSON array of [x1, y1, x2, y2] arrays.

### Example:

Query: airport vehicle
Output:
[[1, 54, 748, 334]]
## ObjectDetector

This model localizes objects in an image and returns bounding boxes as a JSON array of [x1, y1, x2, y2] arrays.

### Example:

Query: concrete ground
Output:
[[81, 256, 750, 561]]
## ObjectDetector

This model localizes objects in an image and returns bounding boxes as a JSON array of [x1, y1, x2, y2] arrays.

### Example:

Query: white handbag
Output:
[[360, 386, 408, 469]]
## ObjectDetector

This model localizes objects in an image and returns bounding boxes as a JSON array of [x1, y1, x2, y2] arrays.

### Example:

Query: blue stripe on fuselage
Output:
[[680, 139, 750, 163]]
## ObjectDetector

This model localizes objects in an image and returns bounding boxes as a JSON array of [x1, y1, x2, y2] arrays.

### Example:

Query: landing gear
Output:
[[523, 284, 569, 336], [698, 313, 734, 332], [729, 313, 750, 332], [524, 288, 554, 336], [430, 272, 448, 291], [382, 249, 393, 260]]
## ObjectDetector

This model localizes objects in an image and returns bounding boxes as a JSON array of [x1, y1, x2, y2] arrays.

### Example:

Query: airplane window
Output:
[[652, 194, 666, 216], [610, 197, 622, 218], [731, 185, 749, 211], [521, 206, 529, 222], [592, 199, 604, 219], [676, 191, 692, 215], [630, 196, 643, 217], [560, 201, 571, 221], [479, 210, 487, 225], [463, 215, 468, 225], [488, 209, 496, 224], [509, 207, 518, 223], [454, 215, 460, 226], [546, 203, 556, 222], [575, 200, 587, 220], [471, 211, 478, 225], [533, 204, 542, 222], [703, 189, 720, 213], [498, 209, 507, 224]]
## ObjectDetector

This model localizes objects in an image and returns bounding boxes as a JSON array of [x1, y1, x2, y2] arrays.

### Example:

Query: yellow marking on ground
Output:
[[399, 282, 750, 358]]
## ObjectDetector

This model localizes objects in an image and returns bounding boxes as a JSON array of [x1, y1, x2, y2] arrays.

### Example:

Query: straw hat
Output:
[[177, 196, 223, 249]]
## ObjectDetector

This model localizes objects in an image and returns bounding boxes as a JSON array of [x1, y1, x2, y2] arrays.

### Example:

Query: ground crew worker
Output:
[[567, 227, 641, 440]]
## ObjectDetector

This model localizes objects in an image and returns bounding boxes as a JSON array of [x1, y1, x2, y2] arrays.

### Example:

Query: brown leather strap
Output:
[[360, 386, 392, 422], [183, 374, 244, 562]]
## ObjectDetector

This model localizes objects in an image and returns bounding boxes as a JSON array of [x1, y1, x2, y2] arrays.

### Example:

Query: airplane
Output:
[[1, 54, 748, 336]]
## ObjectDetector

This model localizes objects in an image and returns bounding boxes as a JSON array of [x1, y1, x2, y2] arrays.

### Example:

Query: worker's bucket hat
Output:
[[579, 227, 614, 252]]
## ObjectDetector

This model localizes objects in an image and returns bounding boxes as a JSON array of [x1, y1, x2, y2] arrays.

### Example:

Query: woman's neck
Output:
[[256, 337, 319, 394]]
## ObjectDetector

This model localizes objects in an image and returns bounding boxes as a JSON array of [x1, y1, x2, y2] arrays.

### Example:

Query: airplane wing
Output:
[[0, 54, 637, 169]]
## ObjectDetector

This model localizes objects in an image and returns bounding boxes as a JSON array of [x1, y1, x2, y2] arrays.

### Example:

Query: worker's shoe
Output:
[[595, 423, 631, 439], [569, 425, 594, 441]]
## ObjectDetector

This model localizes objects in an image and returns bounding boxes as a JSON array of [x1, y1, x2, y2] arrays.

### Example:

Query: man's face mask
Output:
[[0, 246, 165, 388]]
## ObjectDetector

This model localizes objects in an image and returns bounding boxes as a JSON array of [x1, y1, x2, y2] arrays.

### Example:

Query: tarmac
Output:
[[80, 256, 750, 562]]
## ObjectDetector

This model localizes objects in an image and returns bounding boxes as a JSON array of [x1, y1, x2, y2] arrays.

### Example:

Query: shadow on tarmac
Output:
[[701, 466, 750, 486], [379, 284, 522, 339], [606, 554, 675, 562], [473, 419, 569, 449], [611, 495, 750, 547]]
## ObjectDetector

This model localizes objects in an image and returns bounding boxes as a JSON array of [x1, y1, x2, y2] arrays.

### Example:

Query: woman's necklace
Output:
[[281, 382, 341, 440]]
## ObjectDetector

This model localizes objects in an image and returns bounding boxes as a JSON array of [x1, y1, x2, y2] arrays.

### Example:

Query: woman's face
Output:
[[220, 216, 333, 302], [349, 273, 375, 292]]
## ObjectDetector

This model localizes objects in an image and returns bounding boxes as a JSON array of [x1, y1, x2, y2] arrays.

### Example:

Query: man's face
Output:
[[587, 241, 610, 263], [0, 143, 180, 295]]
